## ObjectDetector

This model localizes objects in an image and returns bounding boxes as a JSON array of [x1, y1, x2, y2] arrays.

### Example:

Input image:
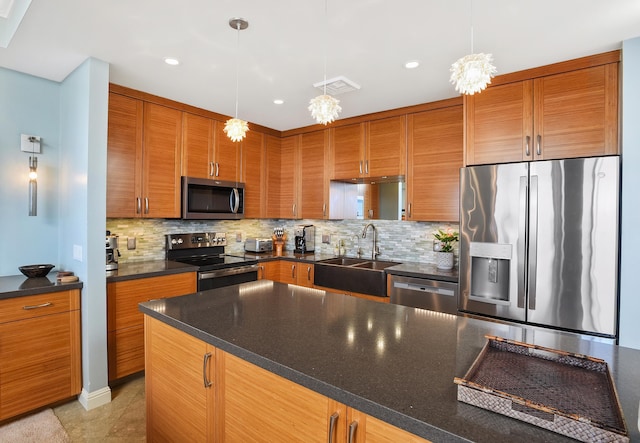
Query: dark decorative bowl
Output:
[[19, 264, 55, 278]]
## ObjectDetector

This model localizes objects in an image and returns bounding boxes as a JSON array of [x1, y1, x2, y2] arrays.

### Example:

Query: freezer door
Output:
[[528, 156, 619, 336], [459, 162, 528, 322]]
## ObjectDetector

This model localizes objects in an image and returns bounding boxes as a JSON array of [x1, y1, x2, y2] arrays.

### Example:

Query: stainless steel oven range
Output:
[[166, 232, 259, 291]]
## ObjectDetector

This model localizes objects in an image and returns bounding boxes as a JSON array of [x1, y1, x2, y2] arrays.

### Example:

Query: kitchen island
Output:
[[139, 281, 639, 442]]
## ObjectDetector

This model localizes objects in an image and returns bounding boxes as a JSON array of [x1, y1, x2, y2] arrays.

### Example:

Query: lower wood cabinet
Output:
[[107, 272, 196, 382], [258, 260, 314, 288], [144, 315, 429, 442], [314, 285, 390, 303], [0, 289, 81, 420]]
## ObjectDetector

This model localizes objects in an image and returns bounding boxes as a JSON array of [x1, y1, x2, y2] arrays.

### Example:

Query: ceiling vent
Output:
[[313, 76, 361, 96]]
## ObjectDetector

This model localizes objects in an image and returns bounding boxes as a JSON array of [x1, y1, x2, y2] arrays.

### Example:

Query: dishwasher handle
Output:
[[393, 281, 455, 297]]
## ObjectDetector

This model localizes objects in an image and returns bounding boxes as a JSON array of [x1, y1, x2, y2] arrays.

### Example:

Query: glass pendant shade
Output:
[[449, 52, 497, 95], [308, 94, 341, 125], [224, 117, 249, 142], [28, 156, 37, 216]]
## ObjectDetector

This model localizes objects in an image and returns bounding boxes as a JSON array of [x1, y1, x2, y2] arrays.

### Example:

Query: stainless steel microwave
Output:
[[181, 176, 244, 220]]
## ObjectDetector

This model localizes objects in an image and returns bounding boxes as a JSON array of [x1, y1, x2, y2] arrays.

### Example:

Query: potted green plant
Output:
[[433, 229, 459, 270]]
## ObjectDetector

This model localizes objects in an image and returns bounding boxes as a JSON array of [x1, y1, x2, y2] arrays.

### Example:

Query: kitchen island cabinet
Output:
[[465, 51, 619, 166], [140, 281, 640, 442], [0, 288, 81, 421]]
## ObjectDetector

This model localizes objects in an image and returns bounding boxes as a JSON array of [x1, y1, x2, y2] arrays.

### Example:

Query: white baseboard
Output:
[[77, 386, 112, 410]]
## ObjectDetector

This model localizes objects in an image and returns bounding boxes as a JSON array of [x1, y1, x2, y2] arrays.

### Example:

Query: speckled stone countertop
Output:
[[106, 260, 198, 283], [139, 281, 639, 442], [0, 273, 83, 300]]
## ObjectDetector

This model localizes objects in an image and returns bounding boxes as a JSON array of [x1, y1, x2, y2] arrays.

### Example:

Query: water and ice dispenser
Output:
[[469, 242, 512, 305]]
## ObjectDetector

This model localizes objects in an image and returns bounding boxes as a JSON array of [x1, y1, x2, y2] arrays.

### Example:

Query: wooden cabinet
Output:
[[220, 351, 343, 442], [241, 131, 265, 218], [314, 285, 390, 303], [258, 260, 314, 287], [407, 105, 463, 222], [300, 130, 329, 219], [145, 316, 215, 442], [107, 94, 182, 218], [181, 113, 240, 182], [465, 57, 619, 166], [332, 117, 406, 181], [278, 135, 301, 219], [264, 135, 282, 219], [258, 260, 280, 281], [144, 317, 428, 442], [107, 272, 196, 382], [0, 290, 81, 420]]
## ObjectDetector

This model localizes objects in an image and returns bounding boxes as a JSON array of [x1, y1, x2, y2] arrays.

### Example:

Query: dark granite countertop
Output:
[[139, 281, 639, 442], [385, 262, 458, 282], [0, 273, 83, 300], [106, 260, 198, 283]]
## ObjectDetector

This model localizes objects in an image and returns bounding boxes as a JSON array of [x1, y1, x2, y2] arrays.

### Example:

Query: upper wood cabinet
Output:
[[332, 116, 406, 180], [366, 115, 407, 177], [181, 112, 240, 181], [264, 135, 282, 219], [241, 130, 265, 218], [300, 130, 329, 219], [407, 105, 463, 222], [278, 135, 301, 219], [107, 93, 182, 218], [465, 58, 619, 166]]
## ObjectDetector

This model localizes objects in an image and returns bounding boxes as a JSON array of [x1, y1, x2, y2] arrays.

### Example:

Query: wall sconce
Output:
[[21, 134, 41, 216]]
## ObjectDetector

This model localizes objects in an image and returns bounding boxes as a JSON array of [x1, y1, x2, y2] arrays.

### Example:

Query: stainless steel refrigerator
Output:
[[458, 156, 620, 337]]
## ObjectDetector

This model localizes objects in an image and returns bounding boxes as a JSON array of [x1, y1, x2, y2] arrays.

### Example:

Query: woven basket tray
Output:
[[454, 335, 629, 442]]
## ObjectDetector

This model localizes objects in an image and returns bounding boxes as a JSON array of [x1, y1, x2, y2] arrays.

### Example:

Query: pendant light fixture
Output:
[[308, 0, 341, 125], [224, 17, 249, 142], [449, 0, 497, 95]]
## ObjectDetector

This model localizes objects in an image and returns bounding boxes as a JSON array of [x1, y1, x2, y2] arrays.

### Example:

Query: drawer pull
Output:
[[203, 352, 212, 388], [348, 420, 358, 443], [328, 412, 339, 443], [22, 302, 53, 310]]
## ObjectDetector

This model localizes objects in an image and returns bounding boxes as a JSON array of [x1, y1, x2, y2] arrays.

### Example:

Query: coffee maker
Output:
[[294, 225, 315, 253], [106, 231, 120, 271]]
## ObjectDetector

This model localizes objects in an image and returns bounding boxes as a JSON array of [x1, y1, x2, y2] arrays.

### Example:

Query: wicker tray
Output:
[[454, 336, 629, 442]]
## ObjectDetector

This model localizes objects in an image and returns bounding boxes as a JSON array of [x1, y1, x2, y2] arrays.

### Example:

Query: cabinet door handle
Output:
[[291, 264, 296, 279], [22, 302, 52, 310], [348, 420, 358, 443], [359, 161, 363, 175], [525, 135, 531, 157], [323, 203, 326, 217], [144, 197, 149, 214], [328, 412, 339, 443], [210, 162, 215, 177], [203, 352, 212, 388], [292, 203, 296, 217], [216, 162, 220, 177], [307, 266, 311, 281], [365, 160, 369, 174], [536, 134, 542, 156], [408, 202, 412, 218], [136, 197, 141, 214]]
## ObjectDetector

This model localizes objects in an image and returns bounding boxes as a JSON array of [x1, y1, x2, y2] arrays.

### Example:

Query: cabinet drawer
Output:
[[0, 290, 77, 324]]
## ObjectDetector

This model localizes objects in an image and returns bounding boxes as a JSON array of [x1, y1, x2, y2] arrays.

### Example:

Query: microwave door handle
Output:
[[230, 188, 240, 213]]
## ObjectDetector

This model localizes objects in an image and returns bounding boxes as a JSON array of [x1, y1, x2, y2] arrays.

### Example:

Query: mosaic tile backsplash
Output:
[[106, 218, 459, 265]]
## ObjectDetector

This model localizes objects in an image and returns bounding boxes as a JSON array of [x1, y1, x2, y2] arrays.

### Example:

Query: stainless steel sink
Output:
[[314, 258, 401, 297]]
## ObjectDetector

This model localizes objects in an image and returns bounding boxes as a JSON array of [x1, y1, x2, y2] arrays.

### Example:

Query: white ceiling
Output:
[[1, 1, 640, 131]]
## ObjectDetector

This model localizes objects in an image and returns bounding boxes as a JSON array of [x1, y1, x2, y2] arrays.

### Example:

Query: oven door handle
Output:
[[199, 264, 259, 280]]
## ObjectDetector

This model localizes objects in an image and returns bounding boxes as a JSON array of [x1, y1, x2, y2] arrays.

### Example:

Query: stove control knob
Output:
[[171, 239, 177, 245], [177, 238, 183, 244]]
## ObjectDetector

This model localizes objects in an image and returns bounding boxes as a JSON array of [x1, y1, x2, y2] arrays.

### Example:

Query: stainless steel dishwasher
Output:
[[389, 274, 458, 314]]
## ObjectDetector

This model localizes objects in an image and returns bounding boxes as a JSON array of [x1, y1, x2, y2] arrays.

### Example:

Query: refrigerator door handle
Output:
[[528, 175, 539, 310], [517, 176, 528, 309]]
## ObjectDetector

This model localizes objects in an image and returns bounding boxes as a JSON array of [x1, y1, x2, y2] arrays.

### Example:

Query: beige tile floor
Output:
[[53, 375, 146, 442]]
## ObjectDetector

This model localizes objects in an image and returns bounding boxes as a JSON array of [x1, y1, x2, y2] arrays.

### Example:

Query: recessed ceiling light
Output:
[[273, 99, 284, 105], [405, 60, 420, 69], [164, 57, 180, 66]]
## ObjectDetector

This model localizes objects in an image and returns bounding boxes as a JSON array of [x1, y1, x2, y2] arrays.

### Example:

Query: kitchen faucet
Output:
[[361, 223, 380, 260]]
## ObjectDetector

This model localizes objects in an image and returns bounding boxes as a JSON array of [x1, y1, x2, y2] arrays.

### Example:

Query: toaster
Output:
[[244, 237, 273, 252]]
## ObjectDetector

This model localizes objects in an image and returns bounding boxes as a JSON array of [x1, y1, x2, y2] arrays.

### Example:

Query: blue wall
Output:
[[619, 37, 640, 349], [0, 68, 60, 274]]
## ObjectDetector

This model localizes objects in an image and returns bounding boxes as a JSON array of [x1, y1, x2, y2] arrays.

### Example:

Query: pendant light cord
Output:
[[234, 22, 241, 119], [323, 0, 328, 95]]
